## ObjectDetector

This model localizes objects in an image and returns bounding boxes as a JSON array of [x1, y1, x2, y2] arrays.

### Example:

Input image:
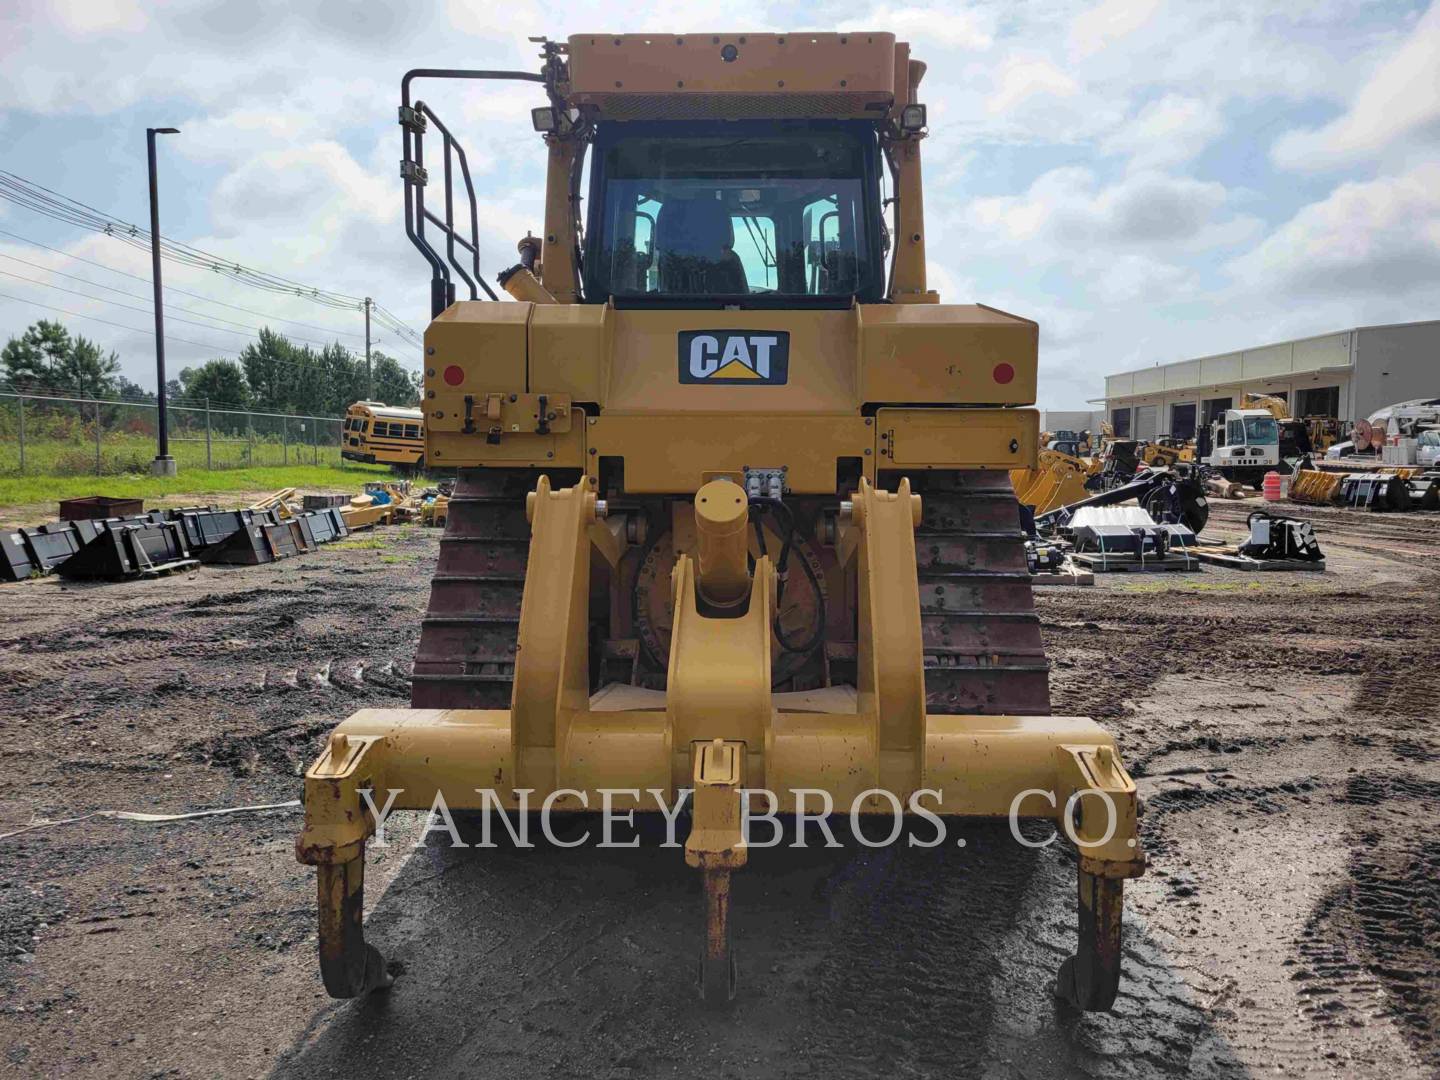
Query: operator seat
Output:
[[655, 197, 748, 295]]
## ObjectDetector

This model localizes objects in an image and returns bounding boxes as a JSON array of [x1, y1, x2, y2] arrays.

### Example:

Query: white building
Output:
[[1039, 409, 1105, 434], [1099, 319, 1440, 441]]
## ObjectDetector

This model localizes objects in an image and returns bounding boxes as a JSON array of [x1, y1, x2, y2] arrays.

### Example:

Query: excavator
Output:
[[295, 33, 1144, 1012]]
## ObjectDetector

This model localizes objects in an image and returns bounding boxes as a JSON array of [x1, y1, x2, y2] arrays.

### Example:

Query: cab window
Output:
[[1244, 416, 1278, 443], [587, 120, 879, 303]]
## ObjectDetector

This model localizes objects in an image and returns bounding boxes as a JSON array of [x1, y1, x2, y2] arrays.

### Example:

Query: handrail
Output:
[[399, 69, 549, 317]]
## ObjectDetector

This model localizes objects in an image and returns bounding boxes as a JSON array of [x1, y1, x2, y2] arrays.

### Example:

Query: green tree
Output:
[[56, 335, 120, 398], [179, 359, 250, 409], [370, 350, 421, 406], [115, 376, 154, 403], [239, 327, 300, 412], [1, 319, 72, 391], [317, 342, 365, 416], [284, 344, 329, 416]]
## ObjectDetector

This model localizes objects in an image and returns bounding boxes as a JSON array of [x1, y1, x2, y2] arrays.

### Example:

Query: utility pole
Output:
[[147, 125, 180, 477], [364, 297, 373, 400]]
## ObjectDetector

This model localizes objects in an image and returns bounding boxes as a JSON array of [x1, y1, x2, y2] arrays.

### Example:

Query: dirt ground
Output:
[[1, 494, 1438, 1079]]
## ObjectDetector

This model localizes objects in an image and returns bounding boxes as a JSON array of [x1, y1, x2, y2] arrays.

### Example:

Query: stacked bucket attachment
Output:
[[1342, 472, 1413, 511], [2, 506, 351, 581], [3, 524, 83, 580], [4, 512, 177, 581], [297, 473, 1146, 1012], [199, 508, 348, 565], [57, 518, 197, 580], [1, 531, 38, 582]]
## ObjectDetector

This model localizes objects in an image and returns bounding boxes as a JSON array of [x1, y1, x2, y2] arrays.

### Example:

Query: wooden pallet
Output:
[[1190, 549, 1326, 572], [1071, 552, 1200, 573], [1030, 558, 1095, 586]]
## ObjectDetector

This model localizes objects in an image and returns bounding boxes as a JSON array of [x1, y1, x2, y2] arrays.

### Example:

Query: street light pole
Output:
[[147, 126, 180, 477]]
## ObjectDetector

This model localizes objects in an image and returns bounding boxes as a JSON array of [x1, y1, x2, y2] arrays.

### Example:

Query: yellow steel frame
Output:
[[298, 477, 1144, 845], [299, 475, 1146, 831], [297, 476, 1143, 1003]]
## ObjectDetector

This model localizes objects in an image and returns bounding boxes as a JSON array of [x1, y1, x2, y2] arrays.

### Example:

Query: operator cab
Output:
[[1217, 411, 1278, 453], [584, 120, 885, 307]]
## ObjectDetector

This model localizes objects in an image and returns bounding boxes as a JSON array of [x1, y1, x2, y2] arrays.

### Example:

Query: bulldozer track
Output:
[[412, 468, 1048, 715], [914, 471, 1051, 715], [410, 468, 538, 709]]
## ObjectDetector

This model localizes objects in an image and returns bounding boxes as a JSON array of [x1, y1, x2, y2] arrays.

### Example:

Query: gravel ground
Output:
[[1, 497, 1437, 1079]]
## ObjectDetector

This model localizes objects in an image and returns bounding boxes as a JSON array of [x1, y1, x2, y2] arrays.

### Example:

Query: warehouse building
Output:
[[1039, 409, 1105, 434], [1099, 319, 1439, 441]]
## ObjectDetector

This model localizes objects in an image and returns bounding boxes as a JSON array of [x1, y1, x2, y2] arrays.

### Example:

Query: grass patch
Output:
[[378, 554, 405, 564], [0, 462, 391, 510], [1117, 578, 1302, 594], [331, 537, 390, 551], [0, 427, 341, 478]]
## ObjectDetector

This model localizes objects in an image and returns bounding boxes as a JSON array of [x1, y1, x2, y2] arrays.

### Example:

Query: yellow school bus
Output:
[[342, 401, 425, 471]]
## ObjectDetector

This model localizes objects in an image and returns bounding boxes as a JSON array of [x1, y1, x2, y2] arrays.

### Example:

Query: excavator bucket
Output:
[[1012, 449, 1098, 516], [57, 519, 196, 580], [1290, 469, 1343, 506], [296, 30, 1145, 1014]]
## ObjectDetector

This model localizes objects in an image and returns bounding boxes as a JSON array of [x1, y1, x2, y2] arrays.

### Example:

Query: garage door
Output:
[[1170, 402, 1196, 439], [1134, 405, 1159, 442]]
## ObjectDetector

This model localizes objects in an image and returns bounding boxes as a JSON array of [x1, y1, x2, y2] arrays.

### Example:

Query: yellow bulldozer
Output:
[[296, 33, 1143, 1012]]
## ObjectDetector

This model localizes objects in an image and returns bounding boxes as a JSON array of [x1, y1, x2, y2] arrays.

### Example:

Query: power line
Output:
[[0, 226, 372, 341], [0, 171, 425, 348], [0, 254, 357, 348], [0, 290, 421, 391], [0, 289, 240, 356]]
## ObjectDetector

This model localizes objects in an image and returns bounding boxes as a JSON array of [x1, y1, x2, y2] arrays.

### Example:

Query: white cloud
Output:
[[50, 0, 149, 35], [966, 167, 1259, 256], [1102, 94, 1224, 170], [1228, 163, 1440, 299], [176, 106, 332, 165], [1069, 0, 1160, 60], [210, 142, 391, 237], [985, 56, 1079, 115], [1271, 2, 1440, 170], [857, 6, 994, 51]]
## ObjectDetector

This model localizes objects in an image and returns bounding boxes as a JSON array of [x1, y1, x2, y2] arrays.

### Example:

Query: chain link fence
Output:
[[0, 392, 346, 476]]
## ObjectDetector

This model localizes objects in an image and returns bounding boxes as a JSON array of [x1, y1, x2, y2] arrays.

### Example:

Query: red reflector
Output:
[[993, 363, 1015, 385], [442, 365, 464, 386]]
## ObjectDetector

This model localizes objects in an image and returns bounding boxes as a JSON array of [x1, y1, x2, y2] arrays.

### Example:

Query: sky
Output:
[[0, 0, 1437, 409]]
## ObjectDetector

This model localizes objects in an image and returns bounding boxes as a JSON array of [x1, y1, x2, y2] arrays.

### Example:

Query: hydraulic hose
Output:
[[749, 497, 826, 656]]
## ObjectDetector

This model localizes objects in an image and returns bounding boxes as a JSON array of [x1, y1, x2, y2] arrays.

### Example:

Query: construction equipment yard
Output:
[[3, 10, 1440, 1080], [1, 494, 1435, 1078]]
